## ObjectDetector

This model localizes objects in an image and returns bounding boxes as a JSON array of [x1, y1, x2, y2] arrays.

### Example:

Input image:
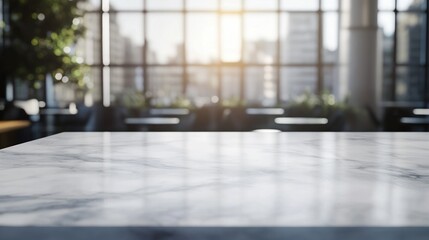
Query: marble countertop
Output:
[[1, 132, 429, 240]]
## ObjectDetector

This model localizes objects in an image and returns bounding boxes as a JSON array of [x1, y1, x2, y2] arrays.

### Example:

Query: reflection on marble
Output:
[[1, 132, 429, 239]]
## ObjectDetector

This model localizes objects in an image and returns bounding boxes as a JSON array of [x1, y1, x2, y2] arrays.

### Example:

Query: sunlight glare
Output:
[[221, 15, 241, 62]]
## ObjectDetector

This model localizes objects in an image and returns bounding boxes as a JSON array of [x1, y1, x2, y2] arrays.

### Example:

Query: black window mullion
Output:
[[240, 0, 245, 102], [217, 0, 222, 102], [143, 0, 148, 100], [425, 5, 429, 107], [276, 0, 281, 104], [100, 0, 105, 106], [392, 0, 398, 102], [183, 0, 187, 96], [0, 0, 3, 48], [317, 0, 323, 95]]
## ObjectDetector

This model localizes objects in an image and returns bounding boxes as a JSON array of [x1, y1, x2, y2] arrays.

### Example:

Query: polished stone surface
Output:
[[1, 132, 429, 239]]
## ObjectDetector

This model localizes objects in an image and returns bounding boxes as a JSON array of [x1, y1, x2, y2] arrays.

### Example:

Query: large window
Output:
[[81, 0, 339, 108], [378, 0, 428, 105]]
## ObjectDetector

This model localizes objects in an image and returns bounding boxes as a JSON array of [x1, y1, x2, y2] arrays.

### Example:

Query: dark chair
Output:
[[86, 104, 127, 131], [0, 102, 32, 148], [0, 102, 29, 121], [192, 105, 223, 131]]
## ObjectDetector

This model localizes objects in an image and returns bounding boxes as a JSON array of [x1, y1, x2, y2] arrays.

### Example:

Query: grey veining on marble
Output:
[[1, 132, 429, 239]]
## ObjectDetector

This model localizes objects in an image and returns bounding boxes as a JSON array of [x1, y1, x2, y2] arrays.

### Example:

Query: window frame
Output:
[[84, 0, 340, 107], [378, 0, 429, 106]]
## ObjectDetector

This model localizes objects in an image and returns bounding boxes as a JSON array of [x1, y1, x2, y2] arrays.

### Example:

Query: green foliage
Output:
[[120, 90, 146, 109], [287, 90, 356, 117], [170, 96, 193, 109], [0, 0, 86, 87], [222, 97, 245, 108]]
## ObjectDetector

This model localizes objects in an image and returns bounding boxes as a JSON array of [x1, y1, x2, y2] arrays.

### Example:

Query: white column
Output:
[[339, 0, 381, 129]]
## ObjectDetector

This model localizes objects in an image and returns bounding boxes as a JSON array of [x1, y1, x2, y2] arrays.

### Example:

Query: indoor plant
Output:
[[0, 0, 86, 100]]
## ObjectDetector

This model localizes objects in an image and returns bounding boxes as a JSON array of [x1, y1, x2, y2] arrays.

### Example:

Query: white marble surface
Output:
[[1, 132, 429, 239]]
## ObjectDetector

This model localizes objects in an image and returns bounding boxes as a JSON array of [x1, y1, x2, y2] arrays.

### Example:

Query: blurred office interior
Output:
[[0, 0, 428, 148]]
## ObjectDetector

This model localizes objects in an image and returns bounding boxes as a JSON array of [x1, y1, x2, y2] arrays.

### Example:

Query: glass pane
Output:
[[110, 67, 144, 105], [397, 0, 426, 10], [87, 67, 102, 103], [187, 14, 218, 64], [187, 67, 218, 107], [281, 0, 318, 11], [187, 0, 217, 10], [244, 0, 277, 10], [244, 13, 277, 64], [221, 0, 242, 10], [109, 0, 144, 10], [280, 67, 317, 102], [222, 67, 241, 105], [147, 0, 183, 10], [245, 66, 277, 106], [378, 0, 395, 10], [382, 65, 394, 101], [77, 13, 101, 65], [281, 13, 318, 64], [109, 13, 144, 64], [14, 79, 35, 101], [52, 67, 101, 106], [53, 84, 78, 107], [396, 13, 426, 64], [379, 12, 395, 65], [147, 14, 183, 64], [323, 13, 339, 63], [221, 15, 241, 62], [79, 0, 100, 11], [396, 66, 425, 102], [322, 0, 338, 11], [147, 67, 183, 107], [323, 67, 337, 95]]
